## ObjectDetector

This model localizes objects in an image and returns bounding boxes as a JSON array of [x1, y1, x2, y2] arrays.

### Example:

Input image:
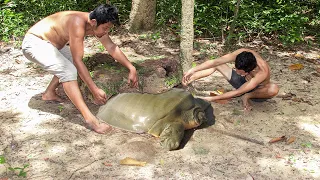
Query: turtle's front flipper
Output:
[[159, 122, 184, 150]]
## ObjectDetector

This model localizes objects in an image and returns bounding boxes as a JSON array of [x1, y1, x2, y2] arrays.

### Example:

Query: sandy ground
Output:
[[1, 33, 320, 180]]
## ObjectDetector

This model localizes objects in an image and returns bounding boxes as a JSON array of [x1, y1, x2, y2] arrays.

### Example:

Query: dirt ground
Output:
[[1, 31, 320, 180]]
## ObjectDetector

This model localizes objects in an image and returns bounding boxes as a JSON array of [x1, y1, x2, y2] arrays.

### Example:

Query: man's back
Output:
[[27, 11, 87, 49]]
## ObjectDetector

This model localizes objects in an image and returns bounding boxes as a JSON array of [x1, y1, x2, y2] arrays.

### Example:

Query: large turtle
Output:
[[97, 88, 212, 150]]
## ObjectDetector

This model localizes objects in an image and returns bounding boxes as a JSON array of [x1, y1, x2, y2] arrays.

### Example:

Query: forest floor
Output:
[[1, 29, 320, 180]]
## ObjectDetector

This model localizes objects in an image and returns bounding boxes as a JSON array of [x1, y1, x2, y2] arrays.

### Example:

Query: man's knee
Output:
[[58, 66, 78, 83], [268, 84, 279, 97]]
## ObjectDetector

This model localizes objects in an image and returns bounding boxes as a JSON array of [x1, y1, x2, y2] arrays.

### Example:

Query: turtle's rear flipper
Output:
[[159, 122, 184, 150]]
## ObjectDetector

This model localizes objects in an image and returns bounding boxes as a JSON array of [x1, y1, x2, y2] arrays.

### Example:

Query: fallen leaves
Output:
[[294, 53, 305, 59], [103, 162, 112, 166], [269, 136, 286, 143], [276, 92, 313, 105], [286, 136, 296, 145], [120, 157, 147, 167], [289, 63, 304, 71], [209, 89, 224, 96], [269, 136, 296, 144], [209, 89, 229, 104]]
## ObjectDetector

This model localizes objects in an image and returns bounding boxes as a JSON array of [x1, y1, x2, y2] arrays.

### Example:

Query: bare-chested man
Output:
[[22, 4, 138, 133], [182, 48, 279, 111]]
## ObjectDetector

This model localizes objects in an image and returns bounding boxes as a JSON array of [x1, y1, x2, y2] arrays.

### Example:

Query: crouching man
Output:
[[182, 48, 279, 111]]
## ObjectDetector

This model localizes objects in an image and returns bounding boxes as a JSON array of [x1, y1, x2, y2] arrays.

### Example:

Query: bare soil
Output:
[[1, 31, 320, 180]]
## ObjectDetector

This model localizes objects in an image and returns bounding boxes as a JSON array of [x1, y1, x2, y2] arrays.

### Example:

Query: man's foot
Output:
[[86, 119, 112, 134], [241, 95, 252, 112], [42, 92, 63, 102]]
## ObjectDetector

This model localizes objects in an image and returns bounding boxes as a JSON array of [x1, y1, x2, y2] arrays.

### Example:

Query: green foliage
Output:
[[58, 105, 64, 112], [1, 0, 320, 46], [237, 0, 311, 45], [138, 32, 161, 41], [156, 0, 320, 45], [0, 155, 29, 178], [0, 155, 6, 164], [8, 164, 29, 177], [0, 0, 111, 41], [165, 75, 179, 88]]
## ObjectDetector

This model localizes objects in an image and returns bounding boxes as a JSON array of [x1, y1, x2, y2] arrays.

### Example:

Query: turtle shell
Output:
[[96, 88, 197, 133]]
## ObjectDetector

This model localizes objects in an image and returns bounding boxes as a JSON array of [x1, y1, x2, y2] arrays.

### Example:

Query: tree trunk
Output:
[[227, 0, 241, 45], [180, 0, 194, 73], [127, 0, 156, 32]]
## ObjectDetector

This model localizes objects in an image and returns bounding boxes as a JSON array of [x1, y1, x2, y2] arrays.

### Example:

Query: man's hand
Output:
[[93, 88, 107, 105], [128, 68, 138, 88], [182, 68, 195, 86]]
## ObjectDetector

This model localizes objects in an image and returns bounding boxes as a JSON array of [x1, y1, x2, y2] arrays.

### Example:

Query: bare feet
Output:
[[86, 118, 112, 134], [42, 91, 63, 102], [241, 95, 252, 112]]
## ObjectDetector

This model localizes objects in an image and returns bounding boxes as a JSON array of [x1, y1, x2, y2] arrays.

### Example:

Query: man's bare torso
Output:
[[245, 56, 271, 86], [27, 11, 89, 49]]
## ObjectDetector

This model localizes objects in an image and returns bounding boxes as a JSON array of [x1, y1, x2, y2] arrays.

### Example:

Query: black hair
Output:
[[89, 4, 120, 26], [235, 51, 257, 73]]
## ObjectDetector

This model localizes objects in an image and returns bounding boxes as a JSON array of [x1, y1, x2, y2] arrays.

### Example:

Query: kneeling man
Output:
[[182, 48, 279, 111]]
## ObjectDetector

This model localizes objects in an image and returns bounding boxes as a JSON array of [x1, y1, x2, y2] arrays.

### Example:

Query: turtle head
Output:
[[182, 107, 207, 129], [193, 107, 207, 125]]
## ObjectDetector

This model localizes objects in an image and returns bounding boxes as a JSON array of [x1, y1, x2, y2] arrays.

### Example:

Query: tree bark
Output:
[[127, 0, 156, 32], [180, 0, 194, 73], [227, 0, 241, 45]]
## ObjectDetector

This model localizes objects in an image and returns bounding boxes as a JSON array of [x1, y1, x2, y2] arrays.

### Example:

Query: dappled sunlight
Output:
[[257, 154, 320, 178], [19, 122, 58, 135], [48, 144, 68, 155], [296, 115, 320, 139], [298, 122, 320, 139]]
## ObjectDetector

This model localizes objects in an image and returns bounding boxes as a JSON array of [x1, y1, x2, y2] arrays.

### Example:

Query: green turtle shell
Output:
[[96, 88, 199, 133]]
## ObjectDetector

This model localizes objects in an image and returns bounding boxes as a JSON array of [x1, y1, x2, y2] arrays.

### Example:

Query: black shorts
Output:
[[227, 70, 266, 102]]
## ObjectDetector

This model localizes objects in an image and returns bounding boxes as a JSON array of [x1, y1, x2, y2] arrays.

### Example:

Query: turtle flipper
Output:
[[159, 122, 185, 150]]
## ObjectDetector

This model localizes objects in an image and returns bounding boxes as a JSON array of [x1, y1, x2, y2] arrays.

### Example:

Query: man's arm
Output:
[[183, 48, 249, 84], [204, 72, 267, 101], [98, 34, 138, 87], [68, 19, 107, 104], [191, 48, 250, 72]]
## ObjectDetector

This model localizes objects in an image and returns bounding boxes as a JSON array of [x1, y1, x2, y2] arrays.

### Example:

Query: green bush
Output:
[[1, 0, 320, 46], [156, 0, 320, 45], [0, 0, 111, 41]]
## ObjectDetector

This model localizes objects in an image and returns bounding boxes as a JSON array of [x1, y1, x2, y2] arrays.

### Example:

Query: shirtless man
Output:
[[182, 48, 279, 111], [22, 4, 138, 133]]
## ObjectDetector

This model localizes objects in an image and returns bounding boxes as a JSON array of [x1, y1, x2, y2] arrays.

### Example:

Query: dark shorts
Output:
[[227, 70, 267, 102]]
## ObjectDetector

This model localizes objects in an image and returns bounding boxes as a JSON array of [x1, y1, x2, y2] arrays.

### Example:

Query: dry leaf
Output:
[[269, 136, 286, 143], [103, 162, 112, 166], [294, 53, 304, 59], [275, 153, 283, 159], [292, 97, 303, 102], [120, 157, 147, 166], [210, 89, 225, 96], [217, 88, 225, 94], [15, 59, 22, 64], [316, 68, 320, 73], [209, 92, 218, 96], [286, 136, 296, 145], [289, 64, 304, 71]]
